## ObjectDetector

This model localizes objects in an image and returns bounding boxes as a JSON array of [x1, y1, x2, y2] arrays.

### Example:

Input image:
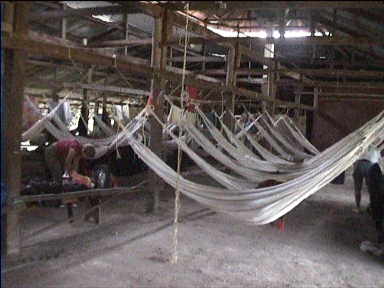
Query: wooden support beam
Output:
[[277, 79, 384, 90], [62, 83, 150, 96], [61, 3, 67, 40], [79, 67, 93, 136], [87, 38, 153, 48], [170, 56, 225, 63], [161, 1, 384, 11], [223, 43, 241, 131], [313, 88, 319, 110], [142, 2, 313, 84], [319, 93, 384, 98], [166, 36, 384, 47], [124, 13, 129, 55], [294, 84, 303, 121], [4, 29, 313, 110], [235, 68, 384, 79], [4, 2, 31, 256], [33, 2, 148, 42], [26, 59, 150, 85], [146, 8, 170, 214], [24, 93, 129, 105], [30, 5, 142, 21], [320, 97, 384, 102]]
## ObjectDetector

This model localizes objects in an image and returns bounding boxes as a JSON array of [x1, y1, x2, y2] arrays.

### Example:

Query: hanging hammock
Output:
[[125, 107, 384, 224]]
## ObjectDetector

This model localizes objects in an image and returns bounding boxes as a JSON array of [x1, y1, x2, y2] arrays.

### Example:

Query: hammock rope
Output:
[[172, 1, 190, 265]]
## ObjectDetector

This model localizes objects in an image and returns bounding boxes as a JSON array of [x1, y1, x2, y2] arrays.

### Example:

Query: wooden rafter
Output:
[[30, 5, 142, 21], [160, 2, 384, 11], [4, 33, 314, 110]]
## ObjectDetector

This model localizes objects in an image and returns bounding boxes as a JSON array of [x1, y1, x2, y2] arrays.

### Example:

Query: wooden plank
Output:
[[5, 2, 31, 256]]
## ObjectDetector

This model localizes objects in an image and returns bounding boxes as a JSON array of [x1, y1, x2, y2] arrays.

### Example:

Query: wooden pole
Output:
[[224, 42, 241, 131], [79, 68, 93, 136], [61, 3, 67, 40], [294, 83, 303, 122], [124, 13, 129, 55], [4, 2, 31, 256], [146, 8, 171, 213]]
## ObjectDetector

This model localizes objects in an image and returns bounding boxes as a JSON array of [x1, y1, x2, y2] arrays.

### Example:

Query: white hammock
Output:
[[126, 107, 384, 224]]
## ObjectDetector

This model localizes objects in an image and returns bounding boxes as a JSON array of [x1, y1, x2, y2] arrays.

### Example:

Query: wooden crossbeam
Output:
[[166, 36, 384, 47], [160, 1, 384, 11], [87, 38, 153, 48], [62, 82, 150, 96], [278, 79, 384, 89], [170, 56, 225, 63], [4, 33, 314, 110], [211, 68, 384, 78]]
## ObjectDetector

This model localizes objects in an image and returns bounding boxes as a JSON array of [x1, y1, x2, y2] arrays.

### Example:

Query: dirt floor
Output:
[[4, 166, 384, 288]]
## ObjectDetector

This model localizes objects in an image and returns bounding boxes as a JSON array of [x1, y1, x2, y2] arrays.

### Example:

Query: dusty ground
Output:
[[4, 166, 384, 288]]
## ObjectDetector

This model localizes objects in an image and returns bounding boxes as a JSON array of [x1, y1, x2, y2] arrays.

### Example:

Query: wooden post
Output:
[[146, 8, 171, 214], [202, 40, 207, 72], [262, 27, 275, 114], [310, 11, 316, 64], [4, 2, 31, 256], [61, 4, 67, 40], [124, 13, 129, 55], [224, 41, 241, 131], [79, 68, 93, 136], [313, 87, 319, 110], [294, 83, 303, 122]]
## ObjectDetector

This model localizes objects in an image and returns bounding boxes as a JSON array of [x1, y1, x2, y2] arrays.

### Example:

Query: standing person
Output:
[[44, 139, 96, 184], [353, 144, 382, 213]]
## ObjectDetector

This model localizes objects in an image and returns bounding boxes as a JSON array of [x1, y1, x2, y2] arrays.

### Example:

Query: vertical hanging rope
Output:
[[171, 2, 190, 265]]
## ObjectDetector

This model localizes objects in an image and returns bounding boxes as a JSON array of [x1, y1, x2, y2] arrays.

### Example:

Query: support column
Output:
[[4, 2, 31, 256], [202, 40, 207, 72], [294, 82, 303, 123], [307, 87, 318, 141], [146, 8, 171, 213], [310, 11, 316, 64], [124, 13, 129, 56], [101, 94, 109, 125], [79, 67, 93, 136], [261, 27, 276, 114], [61, 3, 66, 40], [224, 43, 241, 132]]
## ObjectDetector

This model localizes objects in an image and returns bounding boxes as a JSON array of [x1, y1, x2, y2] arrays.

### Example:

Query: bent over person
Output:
[[45, 139, 96, 183], [353, 144, 381, 213]]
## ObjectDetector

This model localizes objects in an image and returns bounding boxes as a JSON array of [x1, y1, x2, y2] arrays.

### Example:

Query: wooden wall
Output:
[[311, 100, 384, 151]]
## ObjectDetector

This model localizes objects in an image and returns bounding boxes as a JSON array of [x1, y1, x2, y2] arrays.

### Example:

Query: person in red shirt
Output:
[[44, 139, 96, 183]]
